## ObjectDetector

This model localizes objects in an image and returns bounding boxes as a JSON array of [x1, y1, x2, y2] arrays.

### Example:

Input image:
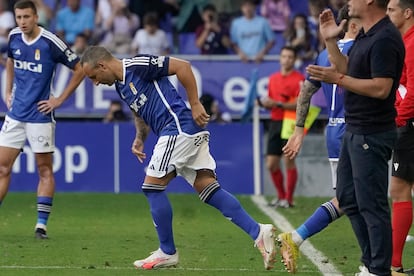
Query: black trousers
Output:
[[336, 129, 397, 276]]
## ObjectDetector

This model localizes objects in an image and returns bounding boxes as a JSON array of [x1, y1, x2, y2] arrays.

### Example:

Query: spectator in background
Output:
[[329, 0, 347, 14], [209, 0, 245, 29], [56, 0, 95, 45], [258, 46, 304, 208], [0, 0, 15, 52], [195, 4, 231, 55], [230, 0, 275, 63], [71, 33, 88, 57], [284, 14, 318, 69], [32, 0, 52, 28], [260, 0, 290, 34], [103, 100, 129, 123], [308, 0, 330, 52], [128, 0, 179, 32], [174, 0, 209, 33], [131, 12, 170, 56], [200, 93, 232, 123], [93, 0, 111, 44], [101, 0, 139, 55]]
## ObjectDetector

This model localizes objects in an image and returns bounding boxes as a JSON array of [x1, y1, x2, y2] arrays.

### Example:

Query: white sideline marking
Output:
[[251, 195, 343, 276]]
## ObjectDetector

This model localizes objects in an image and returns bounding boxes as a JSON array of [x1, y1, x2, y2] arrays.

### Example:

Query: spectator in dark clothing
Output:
[[195, 4, 231, 54]]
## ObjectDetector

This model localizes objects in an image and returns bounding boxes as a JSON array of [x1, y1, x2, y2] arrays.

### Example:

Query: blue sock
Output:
[[142, 184, 176, 255], [296, 201, 340, 240], [37, 196, 53, 227], [201, 182, 260, 240]]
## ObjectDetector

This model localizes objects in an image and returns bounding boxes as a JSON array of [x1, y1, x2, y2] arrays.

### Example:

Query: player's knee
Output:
[[198, 181, 220, 202], [141, 183, 167, 195]]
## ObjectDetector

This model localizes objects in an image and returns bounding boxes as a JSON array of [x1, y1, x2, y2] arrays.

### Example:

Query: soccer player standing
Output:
[[0, 0, 84, 239], [80, 46, 278, 270], [301, 1, 404, 275], [387, 0, 414, 274]]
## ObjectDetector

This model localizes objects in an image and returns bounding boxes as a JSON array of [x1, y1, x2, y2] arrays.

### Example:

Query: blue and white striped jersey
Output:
[[7, 27, 79, 123], [115, 55, 204, 136], [309, 39, 354, 159]]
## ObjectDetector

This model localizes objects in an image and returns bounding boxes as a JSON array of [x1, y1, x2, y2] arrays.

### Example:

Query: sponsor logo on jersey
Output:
[[14, 49, 21, 55], [328, 117, 345, 126], [65, 49, 77, 62], [35, 49, 40, 61], [129, 82, 138, 95], [151, 56, 165, 67], [129, 94, 148, 112], [14, 60, 43, 73]]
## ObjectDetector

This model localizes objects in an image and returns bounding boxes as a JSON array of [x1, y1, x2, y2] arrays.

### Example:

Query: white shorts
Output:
[[147, 131, 216, 185], [0, 115, 55, 153], [329, 158, 338, 189]]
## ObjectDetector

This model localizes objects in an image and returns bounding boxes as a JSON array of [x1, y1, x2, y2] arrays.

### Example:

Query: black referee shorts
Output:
[[266, 120, 288, 156], [392, 120, 414, 182]]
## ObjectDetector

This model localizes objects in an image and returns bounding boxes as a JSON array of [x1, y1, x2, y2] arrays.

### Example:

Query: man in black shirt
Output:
[[298, 1, 405, 275]]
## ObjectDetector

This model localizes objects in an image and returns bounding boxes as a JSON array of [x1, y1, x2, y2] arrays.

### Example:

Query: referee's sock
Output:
[[200, 181, 260, 240]]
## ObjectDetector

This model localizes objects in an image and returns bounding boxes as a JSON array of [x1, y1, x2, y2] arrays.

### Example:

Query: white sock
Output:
[[291, 230, 304, 246]]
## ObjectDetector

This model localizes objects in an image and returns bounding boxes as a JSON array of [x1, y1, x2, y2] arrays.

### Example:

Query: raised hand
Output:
[[319, 9, 348, 41]]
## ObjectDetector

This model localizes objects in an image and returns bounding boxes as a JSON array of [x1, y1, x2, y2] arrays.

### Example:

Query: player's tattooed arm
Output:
[[295, 80, 320, 127], [134, 115, 150, 142]]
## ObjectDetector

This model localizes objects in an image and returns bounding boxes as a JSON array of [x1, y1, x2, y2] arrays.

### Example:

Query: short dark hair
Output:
[[242, 0, 257, 6], [14, 0, 37, 14], [143, 12, 159, 26], [280, 46, 297, 57], [203, 4, 217, 13], [337, 5, 352, 33], [399, 0, 414, 11]]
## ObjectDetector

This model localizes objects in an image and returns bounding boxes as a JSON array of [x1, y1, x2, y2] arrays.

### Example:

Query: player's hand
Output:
[[132, 138, 146, 163], [319, 9, 347, 41], [191, 101, 210, 128], [37, 96, 61, 114], [282, 128, 305, 159], [306, 64, 340, 84]]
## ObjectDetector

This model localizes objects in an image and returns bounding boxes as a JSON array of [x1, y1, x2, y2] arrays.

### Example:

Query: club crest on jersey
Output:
[[35, 49, 40, 60], [129, 82, 138, 95]]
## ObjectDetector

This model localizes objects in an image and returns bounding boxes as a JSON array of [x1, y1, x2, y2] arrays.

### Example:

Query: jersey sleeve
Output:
[[49, 34, 79, 69], [129, 55, 169, 81]]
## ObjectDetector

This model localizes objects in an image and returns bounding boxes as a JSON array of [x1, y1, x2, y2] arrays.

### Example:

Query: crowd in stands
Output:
[[0, 0, 347, 68]]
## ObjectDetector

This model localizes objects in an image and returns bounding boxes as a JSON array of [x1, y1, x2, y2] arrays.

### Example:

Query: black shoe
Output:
[[404, 268, 414, 275], [35, 228, 48, 239]]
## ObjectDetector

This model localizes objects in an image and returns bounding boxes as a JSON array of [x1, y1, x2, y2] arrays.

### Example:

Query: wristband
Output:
[[337, 74, 345, 86]]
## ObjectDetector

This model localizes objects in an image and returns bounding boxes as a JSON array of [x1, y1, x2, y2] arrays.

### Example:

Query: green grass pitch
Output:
[[0, 193, 413, 275]]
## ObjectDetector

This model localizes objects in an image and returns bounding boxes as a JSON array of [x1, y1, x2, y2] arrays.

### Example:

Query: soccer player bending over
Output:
[[80, 45, 278, 270]]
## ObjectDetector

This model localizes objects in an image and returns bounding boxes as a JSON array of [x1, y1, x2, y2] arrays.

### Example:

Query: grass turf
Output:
[[0, 193, 413, 275]]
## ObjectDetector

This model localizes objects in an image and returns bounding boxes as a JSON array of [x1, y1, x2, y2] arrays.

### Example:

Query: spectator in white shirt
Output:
[[131, 12, 170, 56]]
